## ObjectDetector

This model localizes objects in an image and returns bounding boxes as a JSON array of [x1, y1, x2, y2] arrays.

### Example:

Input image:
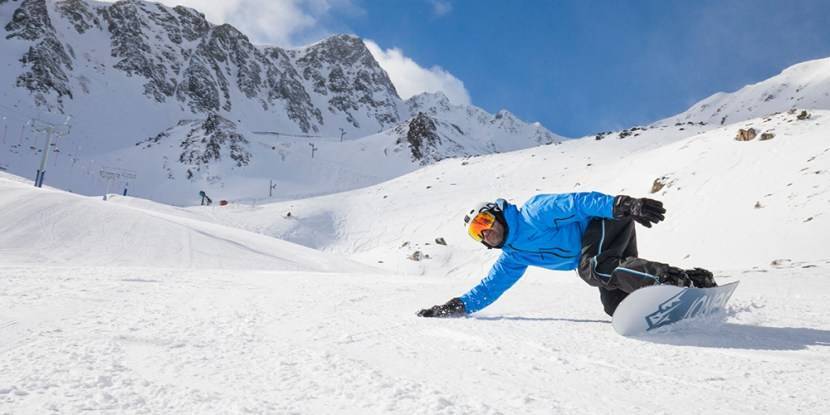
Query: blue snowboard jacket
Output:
[[459, 192, 616, 314]]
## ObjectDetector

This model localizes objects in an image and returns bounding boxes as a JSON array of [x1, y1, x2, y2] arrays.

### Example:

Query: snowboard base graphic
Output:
[[612, 281, 739, 336]]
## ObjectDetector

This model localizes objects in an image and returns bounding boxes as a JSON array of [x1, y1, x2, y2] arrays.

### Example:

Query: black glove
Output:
[[659, 266, 692, 287], [417, 298, 466, 318], [613, 195, 666, 228], [685, 267, 717, 288]]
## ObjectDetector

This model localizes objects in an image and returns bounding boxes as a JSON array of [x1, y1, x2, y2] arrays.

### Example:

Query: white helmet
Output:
[[463, 201, 497, 227], [463, 201, 503, 245]]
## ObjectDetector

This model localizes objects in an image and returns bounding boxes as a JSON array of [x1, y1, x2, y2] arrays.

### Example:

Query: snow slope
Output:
[[662, 56, 830, 126], [2, 107, 828, 413], [197, 110, 830, 274], [2, 254, 829, 413], [0, 171, 368, 272]]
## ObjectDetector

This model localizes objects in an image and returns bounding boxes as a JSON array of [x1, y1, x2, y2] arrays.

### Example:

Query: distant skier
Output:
[[417, 192, 717, 318], [199, 190, 213, 206]]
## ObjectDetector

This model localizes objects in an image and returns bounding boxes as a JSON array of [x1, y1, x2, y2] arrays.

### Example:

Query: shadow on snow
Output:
[[635, 323, 830, 351], [470, 315, 830, 351], [473, 316, 611, 324]]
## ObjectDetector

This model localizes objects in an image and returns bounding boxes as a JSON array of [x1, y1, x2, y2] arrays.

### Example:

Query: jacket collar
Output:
[[496, 198, 520, 248]]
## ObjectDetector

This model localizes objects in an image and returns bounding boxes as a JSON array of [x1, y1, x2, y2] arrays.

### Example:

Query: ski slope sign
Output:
[[612, 281, 739, 336]]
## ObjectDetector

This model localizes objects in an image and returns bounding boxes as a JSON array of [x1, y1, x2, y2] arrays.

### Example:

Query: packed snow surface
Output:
[[2, 264, 829, 414], [2, 107, 830, 414]]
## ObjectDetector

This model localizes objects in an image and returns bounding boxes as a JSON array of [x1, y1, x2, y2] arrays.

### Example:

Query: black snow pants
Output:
[[577, 218, 677, 316]]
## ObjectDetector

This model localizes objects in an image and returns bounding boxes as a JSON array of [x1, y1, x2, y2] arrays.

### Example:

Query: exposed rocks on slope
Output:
[[736, 128, 757, 141], [178, 113, 251, 178], [399, 112, 442, 164], [5, 0, 74, 108], [57, 0, 101, 34]]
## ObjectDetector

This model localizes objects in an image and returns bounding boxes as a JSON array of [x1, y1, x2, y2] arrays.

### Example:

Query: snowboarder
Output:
[[417, 192, 717, 318]]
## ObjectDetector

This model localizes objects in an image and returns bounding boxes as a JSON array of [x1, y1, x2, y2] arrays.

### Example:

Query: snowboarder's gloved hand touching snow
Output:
[[613, 195, 666, 228], [417, 298, 466, 318], [659, 266, 693, 287], [685, 267, 717, 288]]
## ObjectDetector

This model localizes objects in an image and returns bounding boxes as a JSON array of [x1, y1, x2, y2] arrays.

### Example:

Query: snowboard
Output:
[[612, 281, 739, 336]]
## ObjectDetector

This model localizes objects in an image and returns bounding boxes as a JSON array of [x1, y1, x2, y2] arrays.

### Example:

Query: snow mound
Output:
[[0, 172, 370, 272]]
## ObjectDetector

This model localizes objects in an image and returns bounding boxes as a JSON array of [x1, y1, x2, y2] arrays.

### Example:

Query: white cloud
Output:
[[364, 40, 471, 106], [429, 0, 453, 17], [99, 0, 352, 47]]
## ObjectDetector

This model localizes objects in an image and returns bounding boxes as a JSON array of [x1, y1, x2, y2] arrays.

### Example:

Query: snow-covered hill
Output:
[[193, 109, 829, 275], [662, 56, 830, 126], [0, 170, 370, 272]]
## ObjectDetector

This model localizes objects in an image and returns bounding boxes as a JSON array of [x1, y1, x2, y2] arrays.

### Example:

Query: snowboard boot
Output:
[[685, 267, 717, 288], [658, 266, 693, 288]]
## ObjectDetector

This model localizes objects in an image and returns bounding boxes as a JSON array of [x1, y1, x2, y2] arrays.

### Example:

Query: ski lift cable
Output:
[[0, 103, 42, 121], [0, 109, 33, 124], [251, 130, 326, 139]]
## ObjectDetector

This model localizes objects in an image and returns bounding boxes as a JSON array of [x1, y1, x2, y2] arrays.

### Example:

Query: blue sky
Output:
[[142, 0, 830, 138], [339, 0, 830, 137]]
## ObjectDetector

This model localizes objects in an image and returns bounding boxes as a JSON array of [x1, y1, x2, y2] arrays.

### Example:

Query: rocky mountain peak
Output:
[[298, 34, 376, 67], [491, 109, 521, 133], [5, 0, 51, 41], [406, 92, 452, 115], [290, 33, 401, 130]]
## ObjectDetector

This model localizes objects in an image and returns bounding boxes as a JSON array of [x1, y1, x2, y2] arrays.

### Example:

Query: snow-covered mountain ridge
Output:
[[661, 56, 830, 126], [3, 0, 401, 135], [0, 0, 559, 204]]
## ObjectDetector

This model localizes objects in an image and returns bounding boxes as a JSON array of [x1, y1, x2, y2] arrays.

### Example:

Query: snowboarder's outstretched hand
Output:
[[613, 195, 666, 228], [685, 267, 717, 288], [417, 297, 466, 318]]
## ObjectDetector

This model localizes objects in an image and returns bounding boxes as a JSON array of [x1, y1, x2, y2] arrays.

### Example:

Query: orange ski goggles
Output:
[[466, 210, 497, 242]]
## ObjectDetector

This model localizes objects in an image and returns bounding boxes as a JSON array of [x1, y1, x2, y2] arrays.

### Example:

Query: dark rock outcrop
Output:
[[736, 128, 757, 141], [177, 113, 251, 179], [5, 0, 74, 108], [400, 112, 442, 164], [57, 0, 101, 34]]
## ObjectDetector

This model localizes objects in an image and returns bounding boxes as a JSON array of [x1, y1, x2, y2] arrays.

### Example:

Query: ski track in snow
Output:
[[1, 266, 829, 414]]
